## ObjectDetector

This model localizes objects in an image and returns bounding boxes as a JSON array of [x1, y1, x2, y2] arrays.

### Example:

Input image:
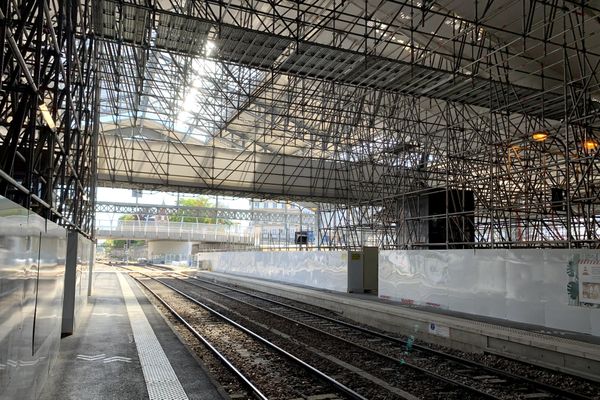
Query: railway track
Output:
[[132, 274, 371, 400], [135, 272, 513, 399], [115, 264, 171, 272], [145, 264, 173, 271], [154, 273, 596, 400]]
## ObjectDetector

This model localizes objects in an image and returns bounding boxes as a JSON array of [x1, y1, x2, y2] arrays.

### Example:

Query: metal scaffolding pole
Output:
[[1, 0, 97, 237]]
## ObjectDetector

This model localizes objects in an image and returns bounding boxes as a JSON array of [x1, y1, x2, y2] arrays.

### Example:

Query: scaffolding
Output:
[[0, 0, 98, 236], [3, 1, 600, 247]]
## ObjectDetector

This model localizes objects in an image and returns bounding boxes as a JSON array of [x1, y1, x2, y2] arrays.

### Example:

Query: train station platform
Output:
[[194, 270, 600, 383], [40, 267, 227, 400]]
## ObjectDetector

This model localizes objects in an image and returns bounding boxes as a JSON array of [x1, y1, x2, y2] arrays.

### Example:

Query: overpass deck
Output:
[[96, 220, 255, 244]]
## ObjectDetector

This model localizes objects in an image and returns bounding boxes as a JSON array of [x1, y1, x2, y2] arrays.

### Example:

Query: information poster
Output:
[[578, 258, 600, 305]]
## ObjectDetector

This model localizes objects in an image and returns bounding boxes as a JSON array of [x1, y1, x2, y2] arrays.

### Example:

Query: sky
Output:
[[96, 187, 250, 208], [95, 187, 251, 228]]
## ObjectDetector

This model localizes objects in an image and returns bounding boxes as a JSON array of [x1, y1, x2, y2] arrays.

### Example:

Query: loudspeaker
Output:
[[551, 187, 565, 212], [295, 231, 308, 244], [427, 189, 475, 249]]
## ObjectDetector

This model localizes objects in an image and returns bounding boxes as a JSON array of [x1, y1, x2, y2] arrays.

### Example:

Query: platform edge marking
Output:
[[117, 272, 189, 400]]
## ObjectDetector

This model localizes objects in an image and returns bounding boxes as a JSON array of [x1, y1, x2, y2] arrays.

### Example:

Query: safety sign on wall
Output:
[[428, 322, 450, 338]]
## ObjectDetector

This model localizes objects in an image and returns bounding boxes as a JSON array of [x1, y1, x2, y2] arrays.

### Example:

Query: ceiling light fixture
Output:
[[583, 139, 598, 151], [531, 131, 548, 142]]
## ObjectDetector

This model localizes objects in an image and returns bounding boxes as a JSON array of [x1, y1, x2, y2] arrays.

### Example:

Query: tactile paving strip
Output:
[[117, 273, 189, 400]]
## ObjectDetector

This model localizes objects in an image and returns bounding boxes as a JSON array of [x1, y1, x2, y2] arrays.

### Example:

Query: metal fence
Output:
[[96, 220, 256, 245]]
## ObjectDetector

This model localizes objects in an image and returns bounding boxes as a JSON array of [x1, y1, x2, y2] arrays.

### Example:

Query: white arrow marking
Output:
[[19, 359, 42, 366], [103, 356, 131, 360], [76, 354, 106, 361], [103, 357, 131, 364], [76, 354, 132, 363]]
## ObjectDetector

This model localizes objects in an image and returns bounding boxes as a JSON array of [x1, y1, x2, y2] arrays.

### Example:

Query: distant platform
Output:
[[40, 267, 227, 400]]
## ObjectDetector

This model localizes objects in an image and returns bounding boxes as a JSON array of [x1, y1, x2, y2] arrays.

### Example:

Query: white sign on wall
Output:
[[428, 322, 450, 338], [578, 258, 600, 305]]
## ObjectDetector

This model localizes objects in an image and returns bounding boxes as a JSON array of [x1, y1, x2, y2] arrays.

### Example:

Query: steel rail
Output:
[[167, 275, 500, 400], [184, 274, 595, 400], [132, 276, 268, 400], [137, 273, 368, 400]]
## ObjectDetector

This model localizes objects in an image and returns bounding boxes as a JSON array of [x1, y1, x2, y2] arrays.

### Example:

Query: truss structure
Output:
[[95, 201, 315, 225], [91, 1, 599, 248], [1, 0, 97, 236]]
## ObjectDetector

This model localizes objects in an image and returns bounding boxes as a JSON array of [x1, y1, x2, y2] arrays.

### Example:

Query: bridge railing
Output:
[[95, 220, 256, 243]]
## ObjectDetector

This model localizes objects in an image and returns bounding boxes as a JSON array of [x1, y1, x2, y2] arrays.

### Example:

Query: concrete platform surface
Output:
[[40, 269, 227, 400]]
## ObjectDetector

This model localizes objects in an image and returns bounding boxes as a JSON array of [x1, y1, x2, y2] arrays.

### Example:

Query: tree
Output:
[[119, 214, 140, 221], [103, 239, 145, 249], [169, 196, 231, 224]]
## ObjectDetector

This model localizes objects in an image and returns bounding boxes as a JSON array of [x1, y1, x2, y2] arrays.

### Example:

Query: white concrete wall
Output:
[[148, 240, 192, 259], [196, 249, 600, 336], [379, 249, 600, 336], [196, 251, 348, 291]]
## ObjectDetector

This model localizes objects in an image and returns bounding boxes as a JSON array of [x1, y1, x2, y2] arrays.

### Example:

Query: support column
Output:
[[62, 231, 79, 335], [88, 241, 95, 296]]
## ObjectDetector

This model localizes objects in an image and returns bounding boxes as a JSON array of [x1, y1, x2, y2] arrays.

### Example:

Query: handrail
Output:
[[96, 220, 255, 243]]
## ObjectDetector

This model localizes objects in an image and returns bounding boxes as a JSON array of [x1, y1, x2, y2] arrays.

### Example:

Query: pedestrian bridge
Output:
[[95, 220, 255, 245]]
